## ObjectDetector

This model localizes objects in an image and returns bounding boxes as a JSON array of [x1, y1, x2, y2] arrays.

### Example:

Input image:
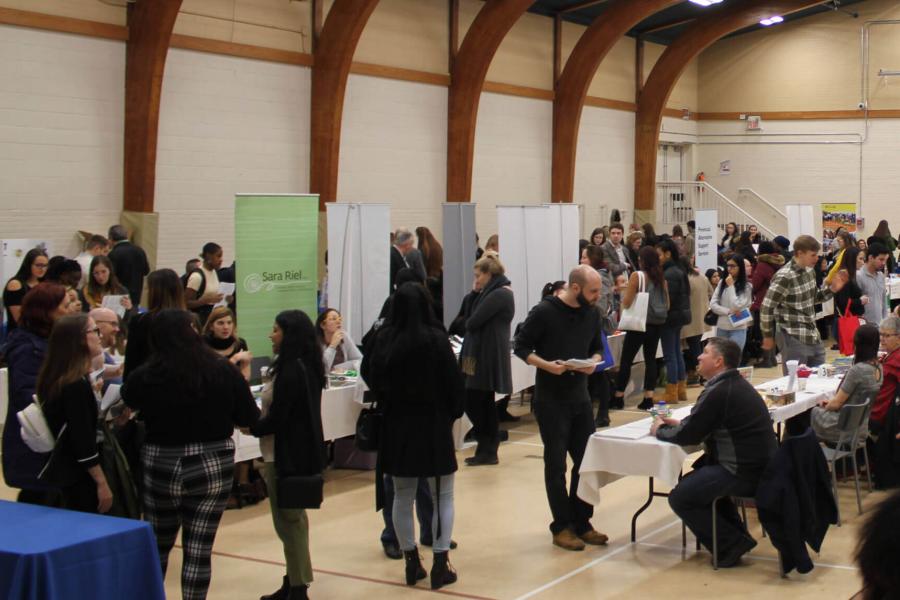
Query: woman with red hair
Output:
[[2, 282, 70, 505]]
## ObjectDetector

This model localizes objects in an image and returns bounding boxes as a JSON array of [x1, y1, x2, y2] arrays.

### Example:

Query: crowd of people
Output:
[[5, 217, 900, 598]]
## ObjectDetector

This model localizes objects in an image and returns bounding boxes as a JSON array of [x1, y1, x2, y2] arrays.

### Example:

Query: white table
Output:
[[889, 276, 900, 301], [0, 367, 7, 426], [234, 382, 367, 462], [577, 374, 842, 541]]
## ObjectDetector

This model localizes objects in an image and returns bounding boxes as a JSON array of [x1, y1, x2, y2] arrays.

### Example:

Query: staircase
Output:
[[655, 181, 787, 240]]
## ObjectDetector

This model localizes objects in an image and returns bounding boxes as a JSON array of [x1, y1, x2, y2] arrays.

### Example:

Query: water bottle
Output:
[[655, 401, 669, 419]]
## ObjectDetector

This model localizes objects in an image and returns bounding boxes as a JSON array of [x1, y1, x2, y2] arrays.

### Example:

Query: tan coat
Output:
[[682, 273, 713, 339]]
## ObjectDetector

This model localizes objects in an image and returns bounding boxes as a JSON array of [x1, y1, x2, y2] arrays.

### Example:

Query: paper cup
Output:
[[797, 377, 808, 391]]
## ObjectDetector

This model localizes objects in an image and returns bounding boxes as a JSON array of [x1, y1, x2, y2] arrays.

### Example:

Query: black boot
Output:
[[465, 437, 498, 465], [594, 404, 610, 428], [287, 584, 308, 600], [637, 397, 654, 411], [403, 549, 427, 585], [430, 551, 458, 590], [260, 575, 289, 600], [610, 394, 625, 410]]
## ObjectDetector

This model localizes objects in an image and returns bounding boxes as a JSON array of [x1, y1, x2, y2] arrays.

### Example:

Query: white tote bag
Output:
[[619, 271, 649, 332]]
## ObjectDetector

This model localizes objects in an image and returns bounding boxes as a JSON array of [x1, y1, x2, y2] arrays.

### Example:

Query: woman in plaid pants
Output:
[[123, 309, 260, 600]]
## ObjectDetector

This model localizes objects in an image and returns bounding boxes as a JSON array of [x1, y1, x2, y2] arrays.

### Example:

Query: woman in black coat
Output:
[[251, 310, 326, 600], [38, 313, 113, 514], [657, 239, 693, 404], [361, 283, 465, 591], [459, 252, 514, 466]]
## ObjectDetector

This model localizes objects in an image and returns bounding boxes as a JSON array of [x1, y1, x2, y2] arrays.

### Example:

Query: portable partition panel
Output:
[[326, 203, 390, 343], [442, 203, 477, 329], [786, 204, 816, 249], [498, 204, 580, 330]]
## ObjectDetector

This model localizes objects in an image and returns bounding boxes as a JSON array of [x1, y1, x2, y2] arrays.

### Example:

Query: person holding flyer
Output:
[[709, 254, 754, 351]]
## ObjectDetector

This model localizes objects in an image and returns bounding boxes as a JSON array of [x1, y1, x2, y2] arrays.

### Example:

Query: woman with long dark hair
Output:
[[2, 282, 69, 505], [122, 309, 259, 600], [38, 313, 112, 513], [459, 253, 514, 465], [873, 219, 897, 273], [80, 255, 132, 314], [2, 247, 48, 331], [251, 310, 326, 600], [613, 246, 669, 411], [641, 223, 658, 247], [709, 253, 753, 351], [316, 308, 362, 373], [124, 268, 185, 379], [361, 283, 465, 590], [833, 247, 866, 351], [721, 222, 738, 249], [657, 238, 692, 404], [812, 324, 881, 444], [590, 227, 606, 247]]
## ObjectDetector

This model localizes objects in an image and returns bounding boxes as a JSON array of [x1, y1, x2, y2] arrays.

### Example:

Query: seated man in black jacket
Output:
[[651, 337, 778, 567]]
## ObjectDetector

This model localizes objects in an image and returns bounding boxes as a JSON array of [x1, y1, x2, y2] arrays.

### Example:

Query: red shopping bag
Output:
[[837, 302, 864, 356]]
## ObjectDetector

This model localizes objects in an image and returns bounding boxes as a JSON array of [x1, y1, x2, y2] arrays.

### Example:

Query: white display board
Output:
[[326, 204, 390, 343], [442, 203, 477, 329], [498, 204, 580, 330], [786, 204, 816, 248], [694, 210, 718, 274]]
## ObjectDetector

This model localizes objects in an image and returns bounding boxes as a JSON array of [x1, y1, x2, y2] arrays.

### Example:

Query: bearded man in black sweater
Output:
[[513, 265, 608, 552]]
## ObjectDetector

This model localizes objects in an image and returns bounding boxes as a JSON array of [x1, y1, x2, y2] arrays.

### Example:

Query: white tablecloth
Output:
[[0, 367, 7, 426], [234, 382, 366, 462], [576, 375, 842, 505]]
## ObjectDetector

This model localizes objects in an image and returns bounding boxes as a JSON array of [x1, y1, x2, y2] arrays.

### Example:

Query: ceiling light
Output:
[[760, 15, 784, 26], [689, 0, 724, 6]]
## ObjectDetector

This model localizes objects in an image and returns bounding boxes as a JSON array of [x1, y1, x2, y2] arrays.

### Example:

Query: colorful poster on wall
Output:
[[235, 194, 319, 358], [821, 203, 857, 252]]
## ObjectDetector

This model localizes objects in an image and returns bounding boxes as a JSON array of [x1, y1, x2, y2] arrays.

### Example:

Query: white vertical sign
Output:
[[694, 210, 718, 274], [326, 203, 390, 342], [786, 204, 815, 248], [442, 203, 477, 328]]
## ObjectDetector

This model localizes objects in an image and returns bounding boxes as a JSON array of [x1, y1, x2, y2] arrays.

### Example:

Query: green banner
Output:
[[235, 194, 319, 358]]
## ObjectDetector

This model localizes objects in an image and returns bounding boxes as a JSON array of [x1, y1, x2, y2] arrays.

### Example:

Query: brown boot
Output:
[[658, 383, 678, 404], [677, 380, 688, 403], [552, 529, 586, 551], [578, 529, 609, 546]]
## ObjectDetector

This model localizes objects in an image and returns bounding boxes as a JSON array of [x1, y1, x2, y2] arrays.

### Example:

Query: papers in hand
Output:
[[100, 383, 121, 412], [101, 294, 128, 318], [214, 283, 236, 308], [563, 358, 596, 369]]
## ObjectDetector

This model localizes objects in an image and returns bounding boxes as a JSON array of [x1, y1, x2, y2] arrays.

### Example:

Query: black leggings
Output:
[[615, 324, 662, 394]]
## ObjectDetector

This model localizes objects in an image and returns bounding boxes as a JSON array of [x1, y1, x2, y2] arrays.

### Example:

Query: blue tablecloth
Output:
[[0, 500, 165, 600]]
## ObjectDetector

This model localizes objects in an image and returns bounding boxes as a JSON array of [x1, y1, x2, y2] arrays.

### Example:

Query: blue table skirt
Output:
[[0, 500, 165, 600]]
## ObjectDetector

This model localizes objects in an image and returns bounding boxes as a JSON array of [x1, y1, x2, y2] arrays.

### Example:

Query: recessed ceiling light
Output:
[[689, 0, 724, 6], [760, 15, 784, 26]]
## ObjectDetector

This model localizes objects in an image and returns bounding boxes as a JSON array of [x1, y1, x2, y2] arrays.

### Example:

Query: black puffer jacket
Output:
[[663, 260, 692, 327]]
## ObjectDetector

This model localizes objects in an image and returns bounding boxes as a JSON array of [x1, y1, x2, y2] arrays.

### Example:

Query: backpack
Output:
[[17, 394, 63, 453], [182, 267, 207, 299]]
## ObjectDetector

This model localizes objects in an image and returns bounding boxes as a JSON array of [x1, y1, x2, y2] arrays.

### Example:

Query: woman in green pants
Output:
[[252, 310, 327, 600]]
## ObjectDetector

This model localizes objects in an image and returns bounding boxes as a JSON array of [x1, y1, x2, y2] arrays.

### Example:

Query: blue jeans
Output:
[[716, 327, 748, 351], [660, 325, 686, 383], [392, 475, 455, 553], [381, 475, 433, 546]]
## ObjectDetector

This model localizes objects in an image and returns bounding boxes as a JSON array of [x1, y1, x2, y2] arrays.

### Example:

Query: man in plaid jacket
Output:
[[760, 235, 849, 374]]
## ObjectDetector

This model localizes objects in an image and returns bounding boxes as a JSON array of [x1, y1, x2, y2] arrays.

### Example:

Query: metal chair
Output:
[[820, 397, 873, 525]]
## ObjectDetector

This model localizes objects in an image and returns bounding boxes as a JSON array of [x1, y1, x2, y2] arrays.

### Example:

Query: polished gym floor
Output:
[[0, 360, 870, 599]]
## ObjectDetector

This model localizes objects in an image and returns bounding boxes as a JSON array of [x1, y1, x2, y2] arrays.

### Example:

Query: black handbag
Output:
[[355, 393, 381, 452], [277, 474, 324, 510], [704, 309, 718, 326]]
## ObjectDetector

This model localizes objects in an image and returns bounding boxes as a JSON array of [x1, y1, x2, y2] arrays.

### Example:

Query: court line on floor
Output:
[[510, 518, 682, 600], [509, 441, 545, 448], [636, 542, 857, 571], [201, 548, 500, 600]]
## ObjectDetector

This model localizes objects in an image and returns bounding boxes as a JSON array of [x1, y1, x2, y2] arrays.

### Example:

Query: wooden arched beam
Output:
[[446, 0, 534, 203], [551, 0, 680, 204], [310, 0, 381, 209], [123, 0, 182, 213], [634, 0, 821, 211]]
